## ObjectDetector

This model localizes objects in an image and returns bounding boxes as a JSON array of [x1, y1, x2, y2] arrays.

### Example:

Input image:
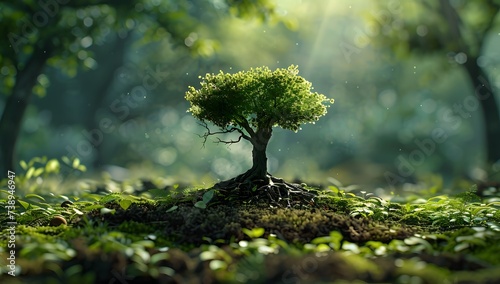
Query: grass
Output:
[[1, 157, 500, 283]]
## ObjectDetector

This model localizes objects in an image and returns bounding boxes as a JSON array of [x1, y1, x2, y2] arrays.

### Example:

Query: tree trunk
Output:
[[250, 141, 269, 181], [464, 58, 500, 164], [249, 127, 272, 182], [0, 41, 53, 178], [438, 0, 500, 165]]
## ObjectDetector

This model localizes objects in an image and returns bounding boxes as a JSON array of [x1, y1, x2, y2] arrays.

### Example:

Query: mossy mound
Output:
[[88, 202, 415, 246]]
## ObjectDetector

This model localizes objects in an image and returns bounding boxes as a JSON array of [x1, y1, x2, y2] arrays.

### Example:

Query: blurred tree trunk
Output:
[[439, 0, 500, 164], [464, 58, 500, 164], [81, 34, 131, 169], [0, 41, 53, 178]]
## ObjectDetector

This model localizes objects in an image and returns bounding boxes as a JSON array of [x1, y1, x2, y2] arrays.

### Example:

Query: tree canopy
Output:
[[186, 65, 333, 137]]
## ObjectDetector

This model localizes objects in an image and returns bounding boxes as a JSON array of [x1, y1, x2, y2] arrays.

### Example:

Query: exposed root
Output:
[[214, 171, 317, 207]]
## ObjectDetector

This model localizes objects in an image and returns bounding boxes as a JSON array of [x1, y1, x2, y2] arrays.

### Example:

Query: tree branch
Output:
[[197, 121, 250, 147], [439, 0, 499, 55], [439, 0, 468, 53], [236, 115, 256, 138], [214, 134, 244, 145]]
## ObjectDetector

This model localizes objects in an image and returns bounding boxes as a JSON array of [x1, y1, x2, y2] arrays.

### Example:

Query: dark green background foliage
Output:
[[1, 0, 500, 187]]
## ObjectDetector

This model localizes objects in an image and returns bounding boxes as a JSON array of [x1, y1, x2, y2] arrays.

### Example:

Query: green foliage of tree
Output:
[[187, 65, 331, 132], [186, 65, 333, 198]]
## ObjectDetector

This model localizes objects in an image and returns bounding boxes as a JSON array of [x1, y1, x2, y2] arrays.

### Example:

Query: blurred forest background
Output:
[[1, 0, 500, 192]]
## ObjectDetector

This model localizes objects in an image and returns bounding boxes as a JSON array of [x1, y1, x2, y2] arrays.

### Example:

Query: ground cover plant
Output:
[[1, 156, 500, 283]]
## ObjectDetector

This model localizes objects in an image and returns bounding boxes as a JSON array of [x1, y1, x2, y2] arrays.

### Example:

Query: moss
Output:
[[400, 214, 423, 225], [0, 225, 69, 248], [86, 203, 415, 246], [116, 220, 157, 232], [315, 196, 350, 212]]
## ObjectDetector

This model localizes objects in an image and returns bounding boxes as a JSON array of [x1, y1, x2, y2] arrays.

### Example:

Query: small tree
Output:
[[186, 65, 333, 204]]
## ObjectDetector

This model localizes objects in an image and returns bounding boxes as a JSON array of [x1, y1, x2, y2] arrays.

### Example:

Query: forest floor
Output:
[[1, 176, 500, 283]]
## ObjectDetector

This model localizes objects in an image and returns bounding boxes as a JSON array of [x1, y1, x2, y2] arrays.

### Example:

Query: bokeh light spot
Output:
[[155, 147, 178, 166], [80, 36, 93, 48], [378, 89, 397, 109], [454, 52, 467, 64], [416, 25, 428, 37], [83, 17, 93, 27], [420, 98, 436, 113]]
